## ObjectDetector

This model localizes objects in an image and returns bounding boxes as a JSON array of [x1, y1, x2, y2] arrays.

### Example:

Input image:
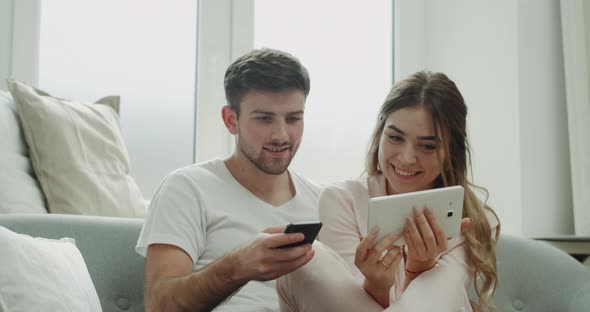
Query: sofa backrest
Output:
[[2, 214, 589, 312], [0, 214, 145, 312], [0, 90, 47, 214]]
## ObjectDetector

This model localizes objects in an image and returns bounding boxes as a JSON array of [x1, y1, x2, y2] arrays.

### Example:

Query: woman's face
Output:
[[378, 106, 444, 195]]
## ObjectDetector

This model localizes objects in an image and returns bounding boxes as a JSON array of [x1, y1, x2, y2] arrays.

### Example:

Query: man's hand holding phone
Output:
[[278, 221, 323, 249], [228, 223, 320, 283]]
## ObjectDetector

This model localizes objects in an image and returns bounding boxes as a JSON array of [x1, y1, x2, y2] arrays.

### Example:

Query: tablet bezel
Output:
[[367, 185, 464, 246]]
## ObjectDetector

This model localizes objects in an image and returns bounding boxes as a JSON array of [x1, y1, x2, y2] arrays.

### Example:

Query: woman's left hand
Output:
[[403, 207, 449, 274]]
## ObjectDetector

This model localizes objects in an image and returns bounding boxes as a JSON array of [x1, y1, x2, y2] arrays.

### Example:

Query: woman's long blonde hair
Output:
[[366, 71, 500, 311]]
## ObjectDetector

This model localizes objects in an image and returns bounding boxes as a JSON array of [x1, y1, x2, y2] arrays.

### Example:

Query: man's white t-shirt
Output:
[[136, 159, 321, 311]]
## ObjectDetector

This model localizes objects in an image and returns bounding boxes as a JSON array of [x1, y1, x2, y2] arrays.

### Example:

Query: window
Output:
[[38, 1, 197, 198], [34, 0, 393, 194], [254, 0, 393, 184]]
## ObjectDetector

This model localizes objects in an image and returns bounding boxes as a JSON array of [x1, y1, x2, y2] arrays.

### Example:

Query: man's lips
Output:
[[263, 145, 291, 157], [264, 146, 290, 153]]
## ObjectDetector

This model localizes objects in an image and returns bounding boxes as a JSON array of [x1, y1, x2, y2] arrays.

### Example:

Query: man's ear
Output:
[[222, 105, 239, 135]]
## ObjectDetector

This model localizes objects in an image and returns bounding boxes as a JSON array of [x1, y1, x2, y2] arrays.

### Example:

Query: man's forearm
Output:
[[147, 253, 248, 312]]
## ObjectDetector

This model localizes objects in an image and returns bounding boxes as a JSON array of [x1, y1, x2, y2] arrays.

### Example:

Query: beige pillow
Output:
[[7, 80, 145, 218]]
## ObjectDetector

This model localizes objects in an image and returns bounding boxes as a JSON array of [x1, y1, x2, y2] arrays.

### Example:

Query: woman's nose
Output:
[[398, 144, 417, 164]]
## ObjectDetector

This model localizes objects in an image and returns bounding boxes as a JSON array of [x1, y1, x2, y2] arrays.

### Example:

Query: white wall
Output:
[[586, 0, 590, 82], [561, 0, 590, 235], [518, 0, 573, 236], [0, 0, 14, 90], [395, 0, 572, 236], [0, 0, 40, 88]]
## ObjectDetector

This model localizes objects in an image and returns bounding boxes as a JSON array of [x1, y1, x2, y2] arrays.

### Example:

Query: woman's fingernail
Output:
[[370, 226, 380, 235]]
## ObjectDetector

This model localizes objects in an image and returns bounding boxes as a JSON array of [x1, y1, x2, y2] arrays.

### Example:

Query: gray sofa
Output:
[[0, 214, 145, 312], [1, 214, 589, 312], [491, 235, 590, 311]]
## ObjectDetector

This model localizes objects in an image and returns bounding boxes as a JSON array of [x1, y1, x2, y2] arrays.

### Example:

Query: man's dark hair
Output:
[[224, 48, 310, 116]]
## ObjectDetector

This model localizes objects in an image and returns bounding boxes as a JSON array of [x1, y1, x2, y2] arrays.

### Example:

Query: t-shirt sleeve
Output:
[[136, 171, 207, 264], [318, 185, 362, 270]]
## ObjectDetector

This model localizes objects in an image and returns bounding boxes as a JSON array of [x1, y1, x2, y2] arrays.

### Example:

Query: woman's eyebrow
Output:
[[387, 124, 438, 141], [418, 135, 438, 141], [387, 124, 405, 135]]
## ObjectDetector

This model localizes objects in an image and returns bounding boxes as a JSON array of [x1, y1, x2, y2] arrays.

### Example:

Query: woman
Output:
[[277, 71, 500, 311]]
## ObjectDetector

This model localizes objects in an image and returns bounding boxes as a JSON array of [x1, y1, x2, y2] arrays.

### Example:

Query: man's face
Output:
[[234, 90, 305, 175]]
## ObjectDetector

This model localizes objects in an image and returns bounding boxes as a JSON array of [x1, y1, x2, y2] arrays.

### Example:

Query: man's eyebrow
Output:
[[250, 110, 275, 115], [250, 110, 304, 115], [386, 124, 438, 141]]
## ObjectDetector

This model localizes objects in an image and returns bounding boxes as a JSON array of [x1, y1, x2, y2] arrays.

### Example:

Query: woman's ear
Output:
[[222, 106, 238, 135]]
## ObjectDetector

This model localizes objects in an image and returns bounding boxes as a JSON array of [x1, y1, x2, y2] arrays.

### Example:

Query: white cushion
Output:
[[0, 226, 102, 311], [0, 90, 47, 213], [7, 80, 146, 218]]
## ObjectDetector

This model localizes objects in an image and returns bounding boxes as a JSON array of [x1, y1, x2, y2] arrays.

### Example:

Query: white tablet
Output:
[[367, 185, 464, 246]]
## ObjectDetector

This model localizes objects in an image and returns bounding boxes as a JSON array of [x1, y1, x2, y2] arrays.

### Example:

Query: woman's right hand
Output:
[[354, 228, 403, 308]]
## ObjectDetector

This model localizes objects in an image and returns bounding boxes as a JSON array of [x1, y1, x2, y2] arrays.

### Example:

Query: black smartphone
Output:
[[278, 221, 323, 249]]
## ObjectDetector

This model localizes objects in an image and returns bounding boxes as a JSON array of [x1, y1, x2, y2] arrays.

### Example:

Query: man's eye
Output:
[[256, 116, 272, 122], [287, 116, 301, 123]]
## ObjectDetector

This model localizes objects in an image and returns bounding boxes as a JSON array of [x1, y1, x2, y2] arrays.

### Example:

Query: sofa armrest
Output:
[[0, 214, 145, 312], [493, 234, 590, 312]]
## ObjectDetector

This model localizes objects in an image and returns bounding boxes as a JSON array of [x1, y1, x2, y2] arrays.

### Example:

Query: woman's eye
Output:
[[419, 144, 437, 152], [287, 116, 301, 123], [388, 135, 403, 142]]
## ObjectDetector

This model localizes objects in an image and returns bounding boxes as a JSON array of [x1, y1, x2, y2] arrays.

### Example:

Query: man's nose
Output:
[[271, 120, 289, 142]]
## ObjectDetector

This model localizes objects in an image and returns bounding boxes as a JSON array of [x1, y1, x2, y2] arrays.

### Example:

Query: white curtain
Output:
[[560, 0, 590, 236]]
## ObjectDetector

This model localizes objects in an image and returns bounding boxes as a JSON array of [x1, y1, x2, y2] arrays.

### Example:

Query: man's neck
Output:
[[224, 156, 295, 207]]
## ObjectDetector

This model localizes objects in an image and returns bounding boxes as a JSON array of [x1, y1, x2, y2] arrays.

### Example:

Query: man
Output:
[[136, 48, 322, 311]]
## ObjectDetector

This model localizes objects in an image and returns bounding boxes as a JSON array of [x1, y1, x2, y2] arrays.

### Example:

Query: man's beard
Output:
[[237, 136, 295, 175]]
